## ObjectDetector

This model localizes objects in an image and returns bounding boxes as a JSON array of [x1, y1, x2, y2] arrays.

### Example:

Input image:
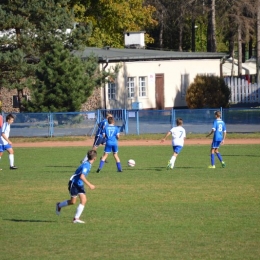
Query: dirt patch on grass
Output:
[[13, 138, 260, 148]]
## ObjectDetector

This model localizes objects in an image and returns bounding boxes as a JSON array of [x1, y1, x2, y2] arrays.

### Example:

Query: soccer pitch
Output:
[[0, 144, 259, 260]]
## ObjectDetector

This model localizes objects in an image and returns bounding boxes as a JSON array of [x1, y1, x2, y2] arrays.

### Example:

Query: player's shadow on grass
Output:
[[4, 218, 55, 223], [223, 154, 260, 157], [126, 167, 164, 171], [46, 165, 75, 168]]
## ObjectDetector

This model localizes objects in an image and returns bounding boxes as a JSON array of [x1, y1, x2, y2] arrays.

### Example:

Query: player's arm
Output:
[[80, 174, 95, 190], [206, 129, 214, 137], [161, 131, 171, 142], [222, 131, 227, 143], [1, 132, 12, 144]]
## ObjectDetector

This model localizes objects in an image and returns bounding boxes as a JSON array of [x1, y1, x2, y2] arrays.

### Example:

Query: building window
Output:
[[181, 74, 189, 100], [138, 76, 147, 97], [127, 77, 135, 98], [108, 82, 116, 100]]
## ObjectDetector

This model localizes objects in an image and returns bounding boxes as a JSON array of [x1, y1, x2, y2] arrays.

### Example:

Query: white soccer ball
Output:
[[128, 159, 135, 167]]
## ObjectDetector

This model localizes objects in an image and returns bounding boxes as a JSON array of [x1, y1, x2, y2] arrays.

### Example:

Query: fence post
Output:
[[220, 107, 223, 121], [48, 112, 54, 137], [171, 108, 175, 127], [124, 109, 128, 134], [136, 110, 139, 135]]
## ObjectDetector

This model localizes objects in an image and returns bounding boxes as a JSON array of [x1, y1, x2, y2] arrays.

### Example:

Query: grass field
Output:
[[0, 144, 259, 260]]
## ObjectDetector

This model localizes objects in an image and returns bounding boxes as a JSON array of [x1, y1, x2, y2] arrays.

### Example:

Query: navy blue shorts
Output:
[[68, 181, 86, 197], [93, 135, 106, 147]]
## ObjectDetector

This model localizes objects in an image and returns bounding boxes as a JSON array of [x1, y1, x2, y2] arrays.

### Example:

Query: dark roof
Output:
[[73, 47, 228, 63]]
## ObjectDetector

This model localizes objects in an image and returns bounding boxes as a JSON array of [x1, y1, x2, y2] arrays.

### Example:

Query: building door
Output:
[[155, 74, 164, 109]]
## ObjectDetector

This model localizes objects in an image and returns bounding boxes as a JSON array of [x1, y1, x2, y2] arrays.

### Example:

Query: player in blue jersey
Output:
[[56, 150, 97, 223], [161, 118, 186, 170], [96, 117, 122, 173], [206, 111, 226, 169], [0, 114, 18, 170], [81, 112, 113, 163]]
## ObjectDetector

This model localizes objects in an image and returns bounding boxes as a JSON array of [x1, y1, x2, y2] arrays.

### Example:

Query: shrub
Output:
[[186, 75, 230, 108]]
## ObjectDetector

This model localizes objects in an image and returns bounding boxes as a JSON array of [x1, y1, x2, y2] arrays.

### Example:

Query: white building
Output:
[[74, 46, 227, 110]]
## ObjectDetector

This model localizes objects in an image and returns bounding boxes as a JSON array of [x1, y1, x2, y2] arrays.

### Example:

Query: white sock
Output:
[[74, 204, 85, 219], [59, 200, 68, 208], [170, 156, 176, 167], [9, 154, 14, 167]]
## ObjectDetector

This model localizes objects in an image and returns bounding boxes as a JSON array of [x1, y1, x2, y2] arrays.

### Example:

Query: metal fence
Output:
[[1, 107, 260, 137]]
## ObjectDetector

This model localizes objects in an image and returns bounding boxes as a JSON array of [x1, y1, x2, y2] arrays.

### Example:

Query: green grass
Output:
[[0, 144, 260, 259]]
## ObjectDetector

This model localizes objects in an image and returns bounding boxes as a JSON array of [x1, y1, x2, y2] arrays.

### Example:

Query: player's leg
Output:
[[6, 146, 18, 169], [0, 148, 3, 170], [215, 147, 225, 168], [208, 142, 216, 168], [73, 193, 87, 223], [113, 152, 122, 172], [170, 153, 177, 168], [167, 145, 175, 169], [170, 146, 182, 169], [56, 182, 78, 216], [96, 145, 110, 172], [111, 144, 122, 172]]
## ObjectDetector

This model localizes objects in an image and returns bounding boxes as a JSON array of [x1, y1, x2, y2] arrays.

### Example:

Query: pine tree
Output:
[[0, 0, 92, 111], [24, 42, 99, 112]]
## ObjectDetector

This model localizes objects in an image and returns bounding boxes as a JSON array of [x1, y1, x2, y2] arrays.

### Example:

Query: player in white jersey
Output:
[[161, 118, 186, 170], [0, 114, 18, 170]]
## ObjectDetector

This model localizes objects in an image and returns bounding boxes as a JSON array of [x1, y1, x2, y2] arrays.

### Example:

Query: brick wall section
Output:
[[80, 88, 102, 111], [0, 87, 102, 113]]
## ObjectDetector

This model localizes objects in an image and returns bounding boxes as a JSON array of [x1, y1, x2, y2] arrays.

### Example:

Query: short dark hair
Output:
[[176, 118, 183, 126], [6, 114, 14, 121], [87, 150, 97, 160], [214, 111, 221, 117], [108, 117, 114, 124]]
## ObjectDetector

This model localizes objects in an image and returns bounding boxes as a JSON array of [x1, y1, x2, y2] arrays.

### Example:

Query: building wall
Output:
[[103, 59, 221, 109], [0, 87, 31, 113], [0, 87, 102, 113]]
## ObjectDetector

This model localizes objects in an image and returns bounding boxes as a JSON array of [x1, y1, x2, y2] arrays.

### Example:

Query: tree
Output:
[[71, 0, 157, 48], [186, 75, 231, 108], [206, 0, 217, 52], [24, 42, 100, 112], [0, 0, 92, 111], [257, 0, 260, 84]]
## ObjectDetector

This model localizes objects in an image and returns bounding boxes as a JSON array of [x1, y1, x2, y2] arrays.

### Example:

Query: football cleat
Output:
[[166, 161, 172, 170], [221, 161, 226, 168], [56, 203, 61, 216], [73, 218, 85, 224], [208, 165, 216, 169]]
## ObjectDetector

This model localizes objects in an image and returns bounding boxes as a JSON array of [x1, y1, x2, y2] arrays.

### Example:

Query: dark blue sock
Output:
[[99, 160, 105, 169], [216, 153, 223, 162], [211, 154, 215, 165], [116, 162, 122, 171]]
